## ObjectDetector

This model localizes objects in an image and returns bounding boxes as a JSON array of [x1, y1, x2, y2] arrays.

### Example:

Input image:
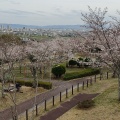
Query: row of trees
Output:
[[1, 7, 120, 119], [0, 34, 83, 119], [0, 34, 83, 95]]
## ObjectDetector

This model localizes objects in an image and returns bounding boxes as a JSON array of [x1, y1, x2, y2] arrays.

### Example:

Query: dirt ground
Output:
[[0, 84, 47, 111]]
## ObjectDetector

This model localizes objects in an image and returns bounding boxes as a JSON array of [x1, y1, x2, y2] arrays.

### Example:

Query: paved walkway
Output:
[[40, 93, 99, 120], [0, 77, 92, 120]]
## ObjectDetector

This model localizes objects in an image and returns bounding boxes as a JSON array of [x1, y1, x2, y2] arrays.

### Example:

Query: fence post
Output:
[[45, 100, 47, 111], [72, 85, 74, 95], [53, 96, 55, 106], [90, 78, 92, 85], [14, 116, 17, 120], [87, 80, 88, 87], [66, 89, 68, 98], [107, 72, 109, 79], [77, 83, 79, 92], [60, 92, 62, 102], [36, 104, 38, 116], [95, 74, 96, 82], [26, 109, 28, 120], [82, 81, 84, 90]]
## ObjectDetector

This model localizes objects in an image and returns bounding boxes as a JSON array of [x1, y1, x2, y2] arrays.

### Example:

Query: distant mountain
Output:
[[0, 23, 40, 29], [40, 25, 82, 30], [0, 23, 85, 30]]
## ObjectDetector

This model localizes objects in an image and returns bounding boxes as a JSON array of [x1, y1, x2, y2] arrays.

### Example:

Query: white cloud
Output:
[[0, 0, 120, 25]]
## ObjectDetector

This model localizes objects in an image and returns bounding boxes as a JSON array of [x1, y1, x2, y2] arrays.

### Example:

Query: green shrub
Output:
[[38, 81, 52, 89], [52, 65, 66, 78], [78, 57, 84, 61], [84, 57, 91, 62], [78, 100, 95, 108], [69, 59, 77, 66], [63, 68, 100, 80], [76, 62, 81, 67], [15, 80, 52, 89]]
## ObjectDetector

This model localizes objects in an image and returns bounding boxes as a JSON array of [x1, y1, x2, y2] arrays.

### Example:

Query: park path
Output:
[[0, 77, 91, 120], [40, 93, 99, 120]]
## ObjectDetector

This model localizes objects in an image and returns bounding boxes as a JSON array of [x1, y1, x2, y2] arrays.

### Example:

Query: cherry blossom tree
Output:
[[0, 34, 23, 119], [81, 7, 120, 100]]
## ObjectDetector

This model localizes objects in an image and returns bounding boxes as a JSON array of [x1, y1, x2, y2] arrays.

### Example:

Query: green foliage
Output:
[[15, 80, 52, 89], [78, 57, 84, 61], [76, 62, 81, 67], [38, 81, 52, 89], [63, 68, 100, 80], [78, 100, 95, 108], [52, 65, 66, 78], [84, 57, 91, 62], [69, 59, 77, 66]]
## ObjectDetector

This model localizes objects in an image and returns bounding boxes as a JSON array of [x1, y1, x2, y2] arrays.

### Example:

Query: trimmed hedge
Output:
[[63, 68, 100, 80], [15, 80, 52, 89], [52, 65, 66, 78]]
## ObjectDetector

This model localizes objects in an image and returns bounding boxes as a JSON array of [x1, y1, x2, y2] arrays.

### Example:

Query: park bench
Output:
[[4, 85, 15, 92]]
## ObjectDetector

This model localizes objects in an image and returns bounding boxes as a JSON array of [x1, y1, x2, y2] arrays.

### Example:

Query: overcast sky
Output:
[[0, 0, 120, 26]]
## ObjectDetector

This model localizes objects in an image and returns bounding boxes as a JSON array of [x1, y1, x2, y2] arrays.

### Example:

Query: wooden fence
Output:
[[18, 71, 112, 120]]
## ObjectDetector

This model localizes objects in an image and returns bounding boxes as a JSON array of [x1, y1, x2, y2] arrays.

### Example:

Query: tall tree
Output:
[[81, 7, 120, 100], [0, 34, 22, 119]]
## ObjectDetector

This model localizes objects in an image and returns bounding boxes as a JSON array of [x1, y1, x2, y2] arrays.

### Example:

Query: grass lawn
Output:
[[9, 64, 92, 82], [57, 78, 120, 120], [12, 66, 51, 81]]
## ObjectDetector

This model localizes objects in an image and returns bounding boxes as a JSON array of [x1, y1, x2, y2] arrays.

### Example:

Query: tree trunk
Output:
[[19, 63, 22, 74], [118, 75, 120, 101], [1, 79, 5, 98], [112, 71, 117, 78], [1, 64, 5, 98], [39, 67, 42, 74]]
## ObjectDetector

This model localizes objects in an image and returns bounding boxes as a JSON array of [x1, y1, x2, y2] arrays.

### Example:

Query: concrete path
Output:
[[40, 93, 99, 120], [0, 77, 92, 120]]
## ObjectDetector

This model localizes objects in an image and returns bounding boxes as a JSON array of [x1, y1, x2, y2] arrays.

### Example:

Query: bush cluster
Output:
[[68, 59, 77, 66], [63, 68, 100, 80], [15, 80, 52, 89], [68, 57, 92, 68], [84, 57, 91, 62], [78, 100, 95, 108]]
